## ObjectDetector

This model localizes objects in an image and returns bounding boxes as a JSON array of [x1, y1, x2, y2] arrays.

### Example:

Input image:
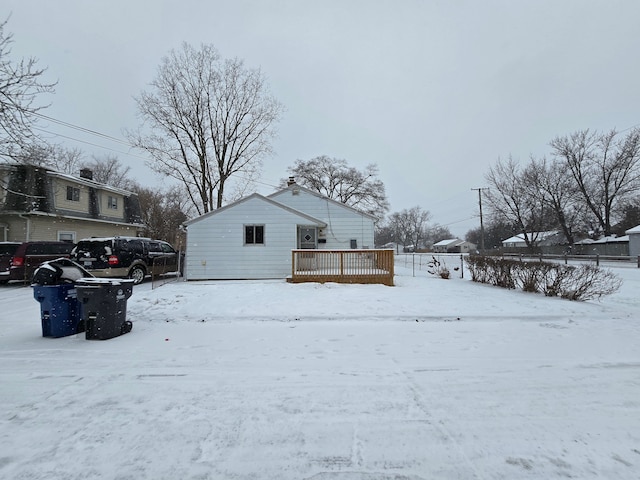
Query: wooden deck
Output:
[[289, 249, 395, 286]]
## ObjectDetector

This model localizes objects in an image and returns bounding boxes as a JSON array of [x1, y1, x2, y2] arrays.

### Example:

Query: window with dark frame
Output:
[[108, 196, 118, 209], [245, 225, 264, 245], [66, 186, 80, 202]]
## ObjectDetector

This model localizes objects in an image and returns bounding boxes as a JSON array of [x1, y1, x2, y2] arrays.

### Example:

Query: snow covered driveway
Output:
[[1, 266, 639, 479]]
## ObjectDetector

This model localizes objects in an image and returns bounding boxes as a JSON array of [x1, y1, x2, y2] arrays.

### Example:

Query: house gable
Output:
[[185, 194, 326, 280], [267, 185, 375, 249]]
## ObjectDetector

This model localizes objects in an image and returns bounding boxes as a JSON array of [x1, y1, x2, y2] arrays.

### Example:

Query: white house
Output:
[[184, 184, 377, 280], [432, 238, 476, 253], [501, 231, 562, 249], [627, 225, 640, 257]]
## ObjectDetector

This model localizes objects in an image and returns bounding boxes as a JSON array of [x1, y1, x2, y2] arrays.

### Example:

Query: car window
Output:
[[147, 242, 161, 253], [26, 244, 45, 255], [119, 239, 143, 254], [161, 243, 175, 254], [76, 240, 112, 257], [51, 243, 74, 254], [0, 244, 20, 256]]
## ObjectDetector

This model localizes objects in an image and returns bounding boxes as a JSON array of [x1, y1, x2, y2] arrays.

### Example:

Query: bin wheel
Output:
[[121, 321, 133, 334], [129, 265, 146, 285]]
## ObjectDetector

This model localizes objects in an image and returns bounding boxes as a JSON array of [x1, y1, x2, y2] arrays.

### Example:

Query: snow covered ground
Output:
[[1, 263, 639, 480]]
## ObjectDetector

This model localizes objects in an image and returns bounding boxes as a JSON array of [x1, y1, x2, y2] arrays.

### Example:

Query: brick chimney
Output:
[[287, 176, 296, 186], [79, 168, 93, 180]]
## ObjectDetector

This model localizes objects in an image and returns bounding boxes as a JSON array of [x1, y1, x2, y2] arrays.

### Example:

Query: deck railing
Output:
[[290, 249, 395, 286]]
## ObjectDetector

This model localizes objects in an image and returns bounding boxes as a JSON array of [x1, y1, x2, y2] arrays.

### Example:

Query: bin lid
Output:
[[75, 278, 135, 286], [32, 258, 95, 285]]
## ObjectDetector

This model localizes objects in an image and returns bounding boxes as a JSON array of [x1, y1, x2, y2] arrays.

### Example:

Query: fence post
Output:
[[564, 254, 568, 265], [460, 254, 464, 279], [412, 253, 415, 277], [596, 254, 599, 266]]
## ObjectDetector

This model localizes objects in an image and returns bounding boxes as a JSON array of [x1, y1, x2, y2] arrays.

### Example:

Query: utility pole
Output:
[[471, 188, 489, 255]]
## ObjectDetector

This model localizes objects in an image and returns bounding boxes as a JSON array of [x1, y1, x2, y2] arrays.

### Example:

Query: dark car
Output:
[[0, 241, 75, 284], [71, 237, 179, 285]]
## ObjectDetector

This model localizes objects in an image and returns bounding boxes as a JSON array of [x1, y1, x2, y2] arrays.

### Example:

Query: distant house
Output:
[[587, 235, 629, 256], [501, 231, 564, 250], [432, 238, 476, 253], [184, 182, 377, 280], [627, 225, 640, 257], [0, 164, 144, 243]]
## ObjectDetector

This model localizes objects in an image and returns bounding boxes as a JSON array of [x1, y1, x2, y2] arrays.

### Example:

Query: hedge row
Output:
[[464, 256, 621, 301]]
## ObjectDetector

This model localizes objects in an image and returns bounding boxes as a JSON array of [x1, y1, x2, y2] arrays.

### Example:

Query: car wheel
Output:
[[129, 265, 146, 285]]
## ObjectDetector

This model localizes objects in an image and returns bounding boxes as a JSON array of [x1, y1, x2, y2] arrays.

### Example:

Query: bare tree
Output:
[[527, 155, 584, 245], [0, 17, 56, 157], [550, 128, 640, 236], [284, 156, 389, 219], [129, 183, 191, 247], [83, 154, 132, 189], [485, 156, 551, 251], [9, 143, 83, 172], [386, 206, 431, 250], [128, 42, 283, 215]]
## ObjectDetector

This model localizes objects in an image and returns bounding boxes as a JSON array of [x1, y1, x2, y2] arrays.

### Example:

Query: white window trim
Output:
[[57, 231, 76, 243]]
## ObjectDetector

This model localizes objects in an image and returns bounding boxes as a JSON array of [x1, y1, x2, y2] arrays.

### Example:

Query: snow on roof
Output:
[[592, 235, 629, 244], [625, 224, 640, 234], [433, 238, 463, 247]]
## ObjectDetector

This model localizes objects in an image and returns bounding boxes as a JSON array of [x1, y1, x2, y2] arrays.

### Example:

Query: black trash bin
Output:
[[32, 258, 93, 338], [75, 278, 134, 340]]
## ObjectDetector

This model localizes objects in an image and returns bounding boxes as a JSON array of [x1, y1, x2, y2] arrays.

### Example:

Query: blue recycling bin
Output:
[[33, 283, 85, 338]]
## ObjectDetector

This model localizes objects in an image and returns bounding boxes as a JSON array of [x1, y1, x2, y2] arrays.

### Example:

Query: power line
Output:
[[32, 112, 132, 147], [32, 126, 149, 161]]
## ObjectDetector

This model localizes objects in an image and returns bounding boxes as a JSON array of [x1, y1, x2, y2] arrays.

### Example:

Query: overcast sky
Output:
[[5, 0, 640, 236]]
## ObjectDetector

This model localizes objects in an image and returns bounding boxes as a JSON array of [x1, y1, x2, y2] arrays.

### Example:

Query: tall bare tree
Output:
[[128, 42, 283, 215], [550, 128, 640, 236], [527, 155, 584, 245], [485, 156, 551, 251], [0, 17, 56, 157], [284, 156, 389, 218]]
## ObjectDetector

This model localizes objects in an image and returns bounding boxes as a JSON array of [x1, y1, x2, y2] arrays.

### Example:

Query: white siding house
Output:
[[432, 238, 476, 253], [184, 185, 377, 280]]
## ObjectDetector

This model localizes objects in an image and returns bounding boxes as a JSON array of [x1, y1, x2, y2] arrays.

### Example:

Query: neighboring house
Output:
[[432, 238, 476, 254], [379, 242, 404, 254], [586, 235, 629, 256], [627, 225, 640, 257], [0, 164, 144, 243], [501, 231, 564, 250], [184, 183, 377, 280]]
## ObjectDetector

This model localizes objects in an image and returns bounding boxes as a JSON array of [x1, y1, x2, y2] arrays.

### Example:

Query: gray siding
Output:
[[629, 233, 640, 257]]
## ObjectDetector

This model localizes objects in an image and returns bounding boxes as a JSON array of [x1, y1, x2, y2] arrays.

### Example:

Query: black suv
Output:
[[71, 237, 179, 284], [1, 241, 74, 284]]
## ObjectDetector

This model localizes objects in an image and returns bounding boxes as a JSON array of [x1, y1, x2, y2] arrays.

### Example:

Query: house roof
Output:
[[592, 235, 629, 244], [0, 163, 137, 197], [183, 193, 328, 227], [501, 231, 559, 244], [267, 184, 379, 220], [433, 238, 464, 247], [47, 171, 137, 196], [626, 224, 640, 234]]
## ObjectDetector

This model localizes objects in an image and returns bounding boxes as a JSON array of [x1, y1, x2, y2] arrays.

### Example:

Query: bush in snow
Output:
[[427, 256, 450, 279], [465, 256, 622, 301]]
